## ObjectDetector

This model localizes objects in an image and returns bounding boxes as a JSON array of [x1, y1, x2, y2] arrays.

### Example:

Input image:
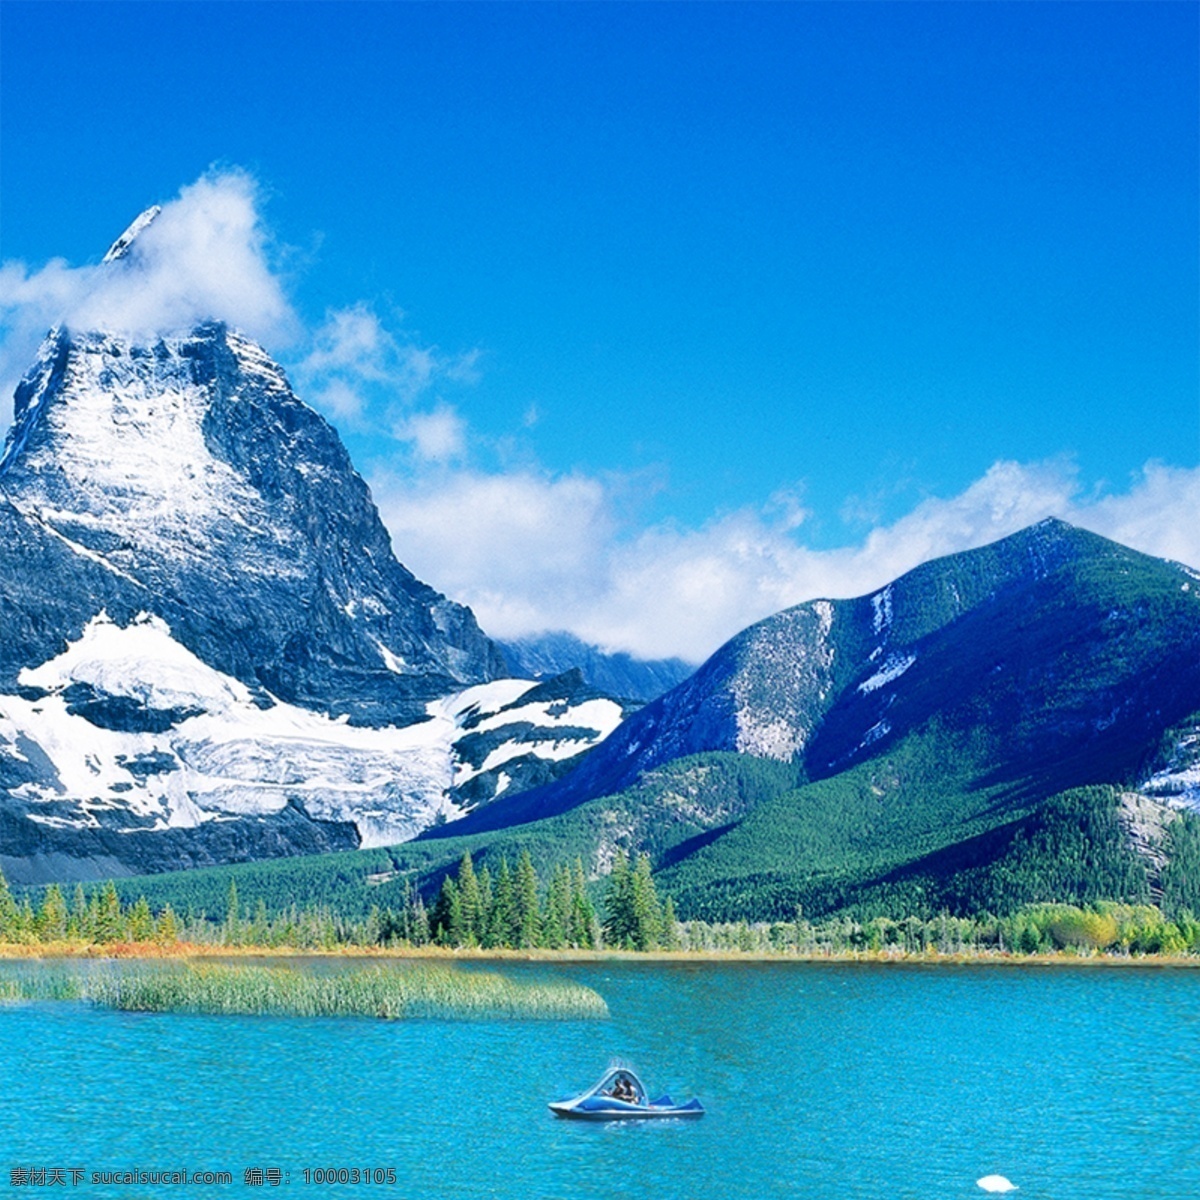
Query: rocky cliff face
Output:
[[0, 322, 505, 723]]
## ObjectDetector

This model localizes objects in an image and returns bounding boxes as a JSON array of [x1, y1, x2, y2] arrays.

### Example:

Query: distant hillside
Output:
[[91, 757, 1200, 927], [497, 631, 694, 701]]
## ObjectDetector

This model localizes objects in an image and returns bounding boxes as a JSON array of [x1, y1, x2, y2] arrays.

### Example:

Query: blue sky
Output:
[[0, 2, 1196, 660]]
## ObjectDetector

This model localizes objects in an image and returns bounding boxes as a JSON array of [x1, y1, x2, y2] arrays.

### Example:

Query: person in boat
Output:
[[611, 1075, 636, 1102]]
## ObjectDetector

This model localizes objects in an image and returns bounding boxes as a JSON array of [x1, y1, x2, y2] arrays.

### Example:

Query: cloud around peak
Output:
[[76, 170, 293, 341], [0, 169, 295, 426], [0, 167, 468, 437]]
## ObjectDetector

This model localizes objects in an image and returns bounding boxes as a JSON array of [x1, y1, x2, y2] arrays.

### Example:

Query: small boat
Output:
[[549, 1065, 705, 1121]]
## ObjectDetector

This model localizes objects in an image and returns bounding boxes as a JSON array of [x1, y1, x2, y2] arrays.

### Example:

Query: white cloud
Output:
[[0, 169, 294, 428], [301, 304, 396, 380], [311, 378, 367, 423], [0, 169, 473, 441], [373, 457, 1200, 664], [1073, 462, 1200, 568], [293, 304, 480, 431], [376, 468, 616, 636], [395, 405, 468, 463]]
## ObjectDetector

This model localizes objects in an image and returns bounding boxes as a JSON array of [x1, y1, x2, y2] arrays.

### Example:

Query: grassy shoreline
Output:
[[0, 956, 609, 1020], [3, 940, 1198, 967]]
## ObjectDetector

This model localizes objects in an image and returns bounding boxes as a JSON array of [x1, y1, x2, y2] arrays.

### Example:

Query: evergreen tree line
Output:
[[3, 865, 1200, 957], [426, 848, 677, 951], [0, 873, 374, 950]]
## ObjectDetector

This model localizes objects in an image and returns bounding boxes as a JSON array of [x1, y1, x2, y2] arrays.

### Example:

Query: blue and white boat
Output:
[[549, 1065, 705, 1121]]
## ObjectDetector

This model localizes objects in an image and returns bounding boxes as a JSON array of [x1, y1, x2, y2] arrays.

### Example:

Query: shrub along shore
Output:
[[4, 853, 1200, 963]]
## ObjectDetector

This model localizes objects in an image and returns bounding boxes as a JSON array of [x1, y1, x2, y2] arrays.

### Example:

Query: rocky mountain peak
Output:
[[101, 205, 162, 263], [0, 320, 505, 723]]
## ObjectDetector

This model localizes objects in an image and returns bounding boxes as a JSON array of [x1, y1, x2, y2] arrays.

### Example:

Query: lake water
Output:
[[1, 959, 1197, 1198]]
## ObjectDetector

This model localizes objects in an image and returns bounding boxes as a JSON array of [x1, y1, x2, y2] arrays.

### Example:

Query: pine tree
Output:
[[488, 859, 519, 948], [433, 875, 462, 946], [0, 868, 20, 941], [95, 882, 123, 943], [69, 883, 88, 941], [603, 849, 636, 948], [224, 880, 241, 946], [363, 904, 383, 947], [456, 852, 483, 946], [15, 896, 36, 943], [36, 884, 68, 943], [252, 899, 271, 946], [477, 865, 493, 941], [570, 859, 599, 949], [631, 853, 663, 950], [410, 890, 430, 946], [515, 851, 541, 948], [543, 864, 570, 949], [128, 896, 154, 942], [397, 880, 430, 946], [155, 904, 181, 945]]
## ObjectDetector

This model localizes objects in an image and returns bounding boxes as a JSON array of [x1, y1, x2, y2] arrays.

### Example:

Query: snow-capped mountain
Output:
[[0, 610, 625, 882], [0, 221, 629, 882]]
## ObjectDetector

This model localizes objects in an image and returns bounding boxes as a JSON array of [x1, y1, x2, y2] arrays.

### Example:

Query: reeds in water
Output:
[[0, 966, 85, 1002], [1, 963, 607, 1022]]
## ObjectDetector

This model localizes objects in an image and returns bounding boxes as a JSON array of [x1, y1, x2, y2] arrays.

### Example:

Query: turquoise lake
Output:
[[1, 960, 1197, 1198]]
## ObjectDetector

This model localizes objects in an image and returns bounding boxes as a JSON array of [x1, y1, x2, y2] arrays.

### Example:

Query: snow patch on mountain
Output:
[[1141, 726, 1200, 812], [859, 653, 916, 695], [102, 206, 162, 263], [858, 719, 892, 751], [429, 680, 538, 725], [3, 614, 465, 845], [0, 615, 628, 853], [457, 736, 591, 787], [467, 696, 621, 741], [372, 638, 409, 675], [437, 679, 625, 797], [3, 328, 298, 575], [21, 611, 250, 712], [871, 586, 893, 636]]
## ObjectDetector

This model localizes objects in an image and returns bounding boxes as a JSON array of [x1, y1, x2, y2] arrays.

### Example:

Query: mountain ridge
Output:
[[497, 631, 695, 702], [12, 516, 1198, 921], [429, 518, 1200, 838]]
